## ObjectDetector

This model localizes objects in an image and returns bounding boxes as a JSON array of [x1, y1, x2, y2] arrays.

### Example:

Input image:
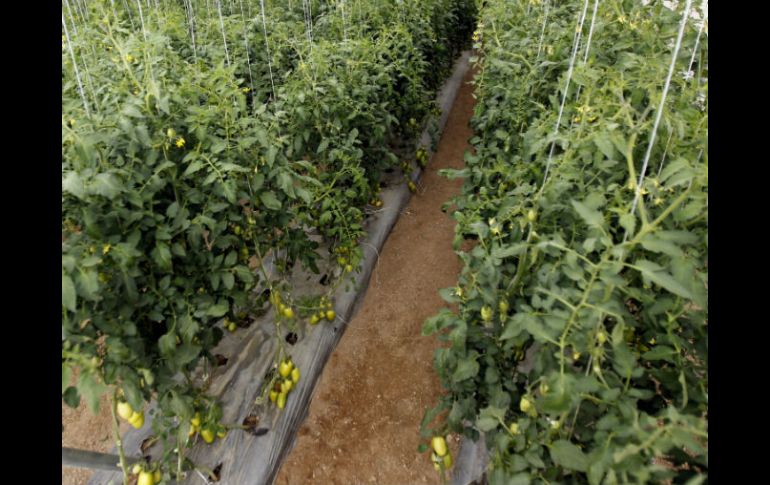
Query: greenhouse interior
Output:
[[62, 1, 708, 484]]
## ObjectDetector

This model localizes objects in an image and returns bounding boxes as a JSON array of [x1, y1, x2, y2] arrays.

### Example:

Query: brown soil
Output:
[[275, 66, 477, 485], [62, 373, 129, 485]]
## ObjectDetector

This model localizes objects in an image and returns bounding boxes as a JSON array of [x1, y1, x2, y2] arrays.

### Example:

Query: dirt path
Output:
[[62, 390, 130, 485], [275, 66, 477, 485]]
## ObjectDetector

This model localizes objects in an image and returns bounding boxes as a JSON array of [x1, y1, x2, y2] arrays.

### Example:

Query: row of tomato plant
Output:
[[421, 0, 707, 483], [62, 0, 476, 482]]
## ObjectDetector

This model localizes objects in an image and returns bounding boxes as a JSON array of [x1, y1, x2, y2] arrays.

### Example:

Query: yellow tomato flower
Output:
[[102, 244, 112, 255], [175, 137, 186, 148], [126, 54, 135, 63]]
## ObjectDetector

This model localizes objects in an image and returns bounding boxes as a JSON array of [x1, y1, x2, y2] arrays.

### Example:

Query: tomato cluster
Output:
[[269, 359, 301, 410]]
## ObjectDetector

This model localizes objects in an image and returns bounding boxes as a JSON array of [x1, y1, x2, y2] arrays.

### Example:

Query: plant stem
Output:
[[111, 389, 130, 485]]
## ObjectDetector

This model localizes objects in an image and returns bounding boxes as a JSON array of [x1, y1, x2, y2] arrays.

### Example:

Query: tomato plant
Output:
[[63, 0, 476, 482], [422, 0, 707, 483]]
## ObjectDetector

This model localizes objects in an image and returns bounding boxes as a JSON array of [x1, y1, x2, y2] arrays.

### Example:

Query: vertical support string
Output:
[[122, 0, 136, 30], [135, 0, 148, 41], [687, 14, 707, 77], [629, 0, 693, 219], [62, 11, 91, 118], [535, 1, 550, 60], [216, 0, 232, 67], [185, 0, 198, 62], [238, 0, 256, 94], [539, 0, 590, 191], [259, 0, 277, 100]]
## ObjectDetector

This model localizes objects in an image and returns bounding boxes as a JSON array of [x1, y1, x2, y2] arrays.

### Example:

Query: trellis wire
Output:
[[135, 0, 148, 41], [216, 0, 232, 67], [259, 0, 277, 99], [687, 14, 707, 77], [535, 1, 550, 60], [238, 0, 256, 94], [539, 0, 591, 190], [581, 0, 600, 65], [62, 11, 91, 118], [64, 0, 79, 36], [628, 0, 693, 219], [121, 0, 136, 30], [569, 0, 600, 127], [63, 0, 98, 110], [184, 0, 198, 61], [656, 132, 674, 177]]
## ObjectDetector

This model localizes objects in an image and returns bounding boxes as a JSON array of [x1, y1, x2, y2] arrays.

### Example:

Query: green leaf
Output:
[[62, 274, 77, 311], [152, 242, 173, 271], [594, 133, 615, 159], [452, 355, 479, 383], [77, 371, 106, 414], [62, 171, 86, 199], [634, 260, 694, 300], [158, 333, 176, 357], [260, 191, 282, 210], [550, 440, 589, 472], [572, 200, 604, 228], [277, 172, 296, 198], [641, 345, 677, 361], [62, 364, 73, 394], [619, 213, 636, 235], [491, 243, 527, 260], [222, 272, 235, 290], [173, 343, 202, 368], [206, 301, 230, 318], [476, 405, 505, 431], [640, 235, 684, 258], [76, 269, 100, 301], [63, 386, 81, 408], [91, 173, 121, 199]]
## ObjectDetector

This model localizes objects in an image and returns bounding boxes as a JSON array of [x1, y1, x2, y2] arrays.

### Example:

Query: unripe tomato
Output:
[[129, 411, 144, 429], [277, 392, 287, 409], [509, 422, 519, 435], [499, 300, 509, 315], [291, 368, 300, 384], [283, 307, 294, 319], [191, 413, 201, 428], [309, 315, 320, 325], [153, 469, 162, 483], [201, 428, 215, 444], [527, 209, 536, 222], [345, 264, 353, 273], [431, 436, 448, 457], [480, 306, 493, 322], [279, 361, 293, 378], [131, 464, 142, 475], [326, 310, 336, 321], [217, 429, 227, 439], [137, 471, 154, 485], [443, 453, 453, 468], [520, 396, 533, 414], [117, 401, 133, 421], [597, 331, 607, 345], [282, 379, 293, 394], [269, 390, 278, 403]]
